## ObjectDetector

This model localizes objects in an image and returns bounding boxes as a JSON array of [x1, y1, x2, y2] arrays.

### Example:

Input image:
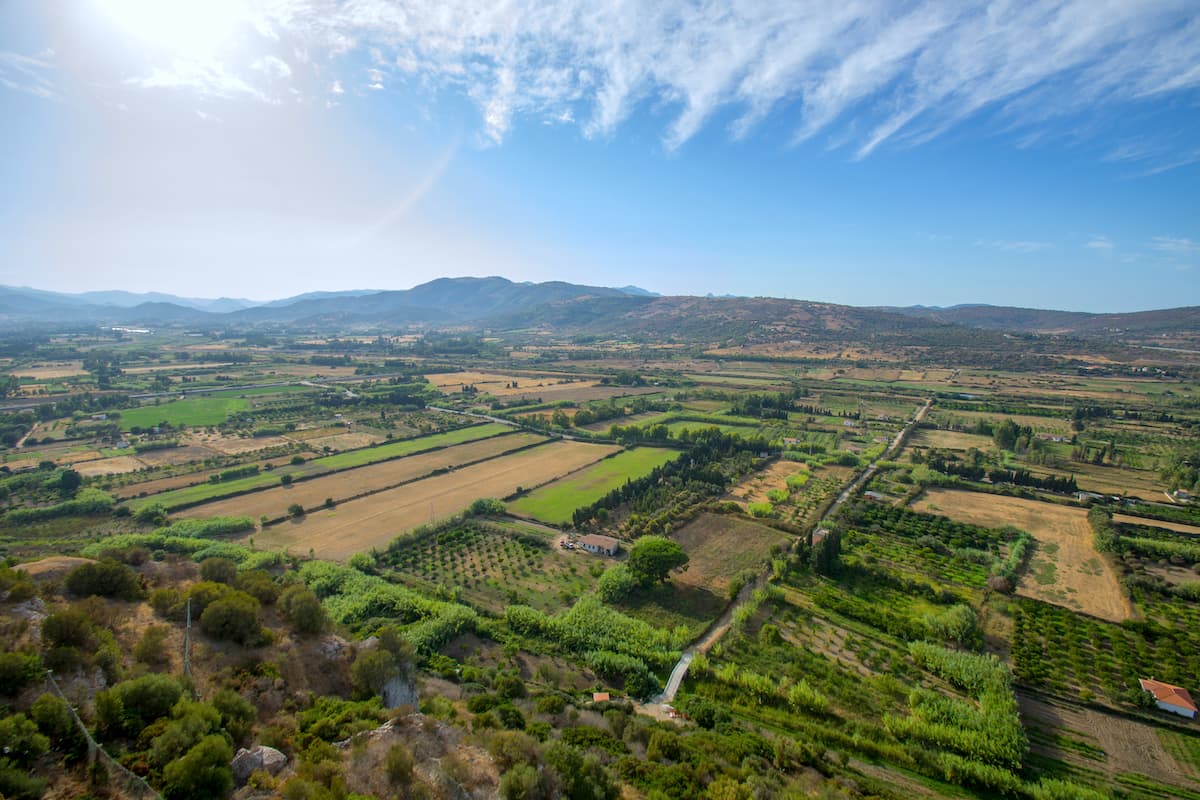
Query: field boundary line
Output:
[[257, 436, 556, 526]]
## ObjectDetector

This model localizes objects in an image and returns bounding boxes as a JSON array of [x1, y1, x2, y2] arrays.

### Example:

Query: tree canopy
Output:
[[626, 536, 688, 586]]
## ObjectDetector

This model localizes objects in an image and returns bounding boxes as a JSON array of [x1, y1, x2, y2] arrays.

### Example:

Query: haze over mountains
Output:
[[1, 278, 1196, 342]]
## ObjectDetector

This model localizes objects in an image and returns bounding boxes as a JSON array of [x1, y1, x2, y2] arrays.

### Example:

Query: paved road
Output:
[[640, 396, 932, 715]]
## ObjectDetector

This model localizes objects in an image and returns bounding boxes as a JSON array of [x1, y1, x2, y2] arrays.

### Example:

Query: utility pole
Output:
[[183, 597, 192, 680]]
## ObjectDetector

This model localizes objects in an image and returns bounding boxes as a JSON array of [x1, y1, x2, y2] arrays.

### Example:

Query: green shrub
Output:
[[134, 625, 171, 667], [597, 564, 638, 603], [0, 652, 41, 695], [64, 559, 143, 601], [199, 591, 261, 645], [198, 557, 237, 585], [162, 734, 233, 800], [95, 673, 183, 737], [0, 714, 48, 766]]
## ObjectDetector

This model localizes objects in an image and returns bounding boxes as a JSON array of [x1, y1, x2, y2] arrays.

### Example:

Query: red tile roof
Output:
[[592, 692, 611, 702], [1140, 678, 1198, 711]]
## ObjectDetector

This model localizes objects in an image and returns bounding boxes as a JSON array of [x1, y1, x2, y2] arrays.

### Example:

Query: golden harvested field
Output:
[[671, 513, 790, 593], [10, 361, 88, 379], [1028, 462, 1164, 501], [727, 460, 799, 504], [74, 456, 146, 477], [196, 433, 294, 455], [115, 471, 211, 498], [426, 371, 594, 396], [250, 440, 619, 560], [182, 432, 548, 521], [304, 431, 388, 451], [1115, 514, 1200, 535], [134, 445, 219, 466], [907, 429, 995, 450], [912, 488, 1132, 622]]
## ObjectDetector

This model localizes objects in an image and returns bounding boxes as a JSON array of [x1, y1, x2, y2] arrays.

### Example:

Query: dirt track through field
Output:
[[912, 489, 1132, 622], [1115, 514, 1200, 536], [181, 433, 548, 521], [250, 440, 619, 561]]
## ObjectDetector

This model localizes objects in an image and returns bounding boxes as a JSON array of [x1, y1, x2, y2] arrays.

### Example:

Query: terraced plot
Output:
[[251, 440, 620, 560]]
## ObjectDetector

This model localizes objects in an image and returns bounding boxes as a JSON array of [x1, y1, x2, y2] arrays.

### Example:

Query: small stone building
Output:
[[578, 534, 620, 556]]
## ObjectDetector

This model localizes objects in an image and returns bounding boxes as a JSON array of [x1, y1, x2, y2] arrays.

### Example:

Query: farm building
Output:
[[1139, 678, 1197, 718], [812, 528, 829, 546], [578, 534, 620, 556]]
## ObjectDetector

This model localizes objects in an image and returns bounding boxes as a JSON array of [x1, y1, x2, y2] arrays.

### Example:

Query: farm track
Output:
[[642, 398, 932, 715]]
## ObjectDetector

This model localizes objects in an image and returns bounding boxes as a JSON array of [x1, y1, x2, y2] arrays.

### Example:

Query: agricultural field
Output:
[[252, 440, 620, 560], [1, 315, 1199, 800], [912, 488, 1132, 622], [670, 513, 791, 594], [130, 424, 511, 510], [380, 522, 600, 614], [180, 432, 547, 522], [116, 394, 254, 430], [507, 447, 679, 525]]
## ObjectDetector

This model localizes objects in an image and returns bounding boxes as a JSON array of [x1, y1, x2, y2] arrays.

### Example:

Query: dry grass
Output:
[[671, 513, 790, 594], [305, 431, 388, 451], [251, 440, 618, 560], [727, 461, 798, 504], [1019, 692, 1199, 790], [195, 433, 294, 455], [907, 429, 995, 450], [1115, 514, 1200, 535], [74, 456, 147, 477], [10, 361, 88, 379], [134, 444, 219, 466], [912, 488, 1132, 622], [180, 432, 547, 521]]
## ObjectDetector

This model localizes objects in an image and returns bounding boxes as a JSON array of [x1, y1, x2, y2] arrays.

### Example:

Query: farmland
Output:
[[1, 297, 1199, 800], [129, 423, 511, 510], [252, 440, 620, 559], [912, 488, 1132, 621], [180, 432, 547, 521], [507, 447, 679, 524]]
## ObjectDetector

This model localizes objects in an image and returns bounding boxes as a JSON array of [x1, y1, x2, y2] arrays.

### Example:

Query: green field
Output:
[[665, 420, 758, 435], [129, 423, 512, 510], [508, 447, 679, 524], [119, 395, 251, 430]]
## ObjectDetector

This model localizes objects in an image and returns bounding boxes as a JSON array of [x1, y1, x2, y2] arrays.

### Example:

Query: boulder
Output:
[[231, 745, 287, 784]]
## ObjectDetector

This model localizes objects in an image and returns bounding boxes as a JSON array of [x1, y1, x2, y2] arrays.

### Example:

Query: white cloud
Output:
[[1152, 236, 1200, 256], [0, 50, 56, 99], [331, 80, 344, 95], [36, 1, 1200, 159], [976, 239, 1055, 254], [1086, 236, 1114, 250]]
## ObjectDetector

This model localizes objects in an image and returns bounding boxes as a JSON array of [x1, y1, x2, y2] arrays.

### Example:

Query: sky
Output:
[[1, 1, 1198, 312]]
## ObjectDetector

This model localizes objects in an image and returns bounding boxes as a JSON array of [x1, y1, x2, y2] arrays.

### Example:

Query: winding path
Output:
[[639, 396, 932, 716]]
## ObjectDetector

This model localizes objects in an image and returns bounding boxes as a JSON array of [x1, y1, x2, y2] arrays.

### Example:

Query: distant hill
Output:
[[0, 281, 1195, 349], [879, 304, 1200, 336]]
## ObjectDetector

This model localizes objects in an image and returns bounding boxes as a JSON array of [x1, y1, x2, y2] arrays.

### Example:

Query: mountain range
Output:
[[0, 278, 1196, 344]]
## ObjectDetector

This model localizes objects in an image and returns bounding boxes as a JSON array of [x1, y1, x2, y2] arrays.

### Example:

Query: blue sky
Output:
[[1, 1, 1198, 312]]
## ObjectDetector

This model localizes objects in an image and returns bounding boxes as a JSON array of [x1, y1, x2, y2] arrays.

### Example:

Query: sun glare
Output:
[[92, 0, 252, 59]]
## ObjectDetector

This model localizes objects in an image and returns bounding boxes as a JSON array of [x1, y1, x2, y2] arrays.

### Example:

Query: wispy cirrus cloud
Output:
[[1152, 236, 1200, 256], [0, 49, 56, 99], [18, 1, 1200, 161], [1086, 236, 1115, 250], [976, 239, 1056, 254]]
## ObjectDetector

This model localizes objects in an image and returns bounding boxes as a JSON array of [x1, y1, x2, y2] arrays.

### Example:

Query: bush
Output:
[[597, 564, 638, 603], [162, 734, 233, 800], [95, 673, 182, 737], [0, 714, 48, 766], [0, 759, 48, 800], [41, 609, 95, 649], [236, 570, 280, 605], [187, 581, 232, 616], [385, 743, 414, 787], [134, 625, 171, 667], [30, 693, 85, 757], [0, 652, 41, 695], [199, 591, 261, 645], [64, 559, 143, 600], [211, 689, 256, 744], [198, 557, 237, 585], [279, 584, 328, 635]]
